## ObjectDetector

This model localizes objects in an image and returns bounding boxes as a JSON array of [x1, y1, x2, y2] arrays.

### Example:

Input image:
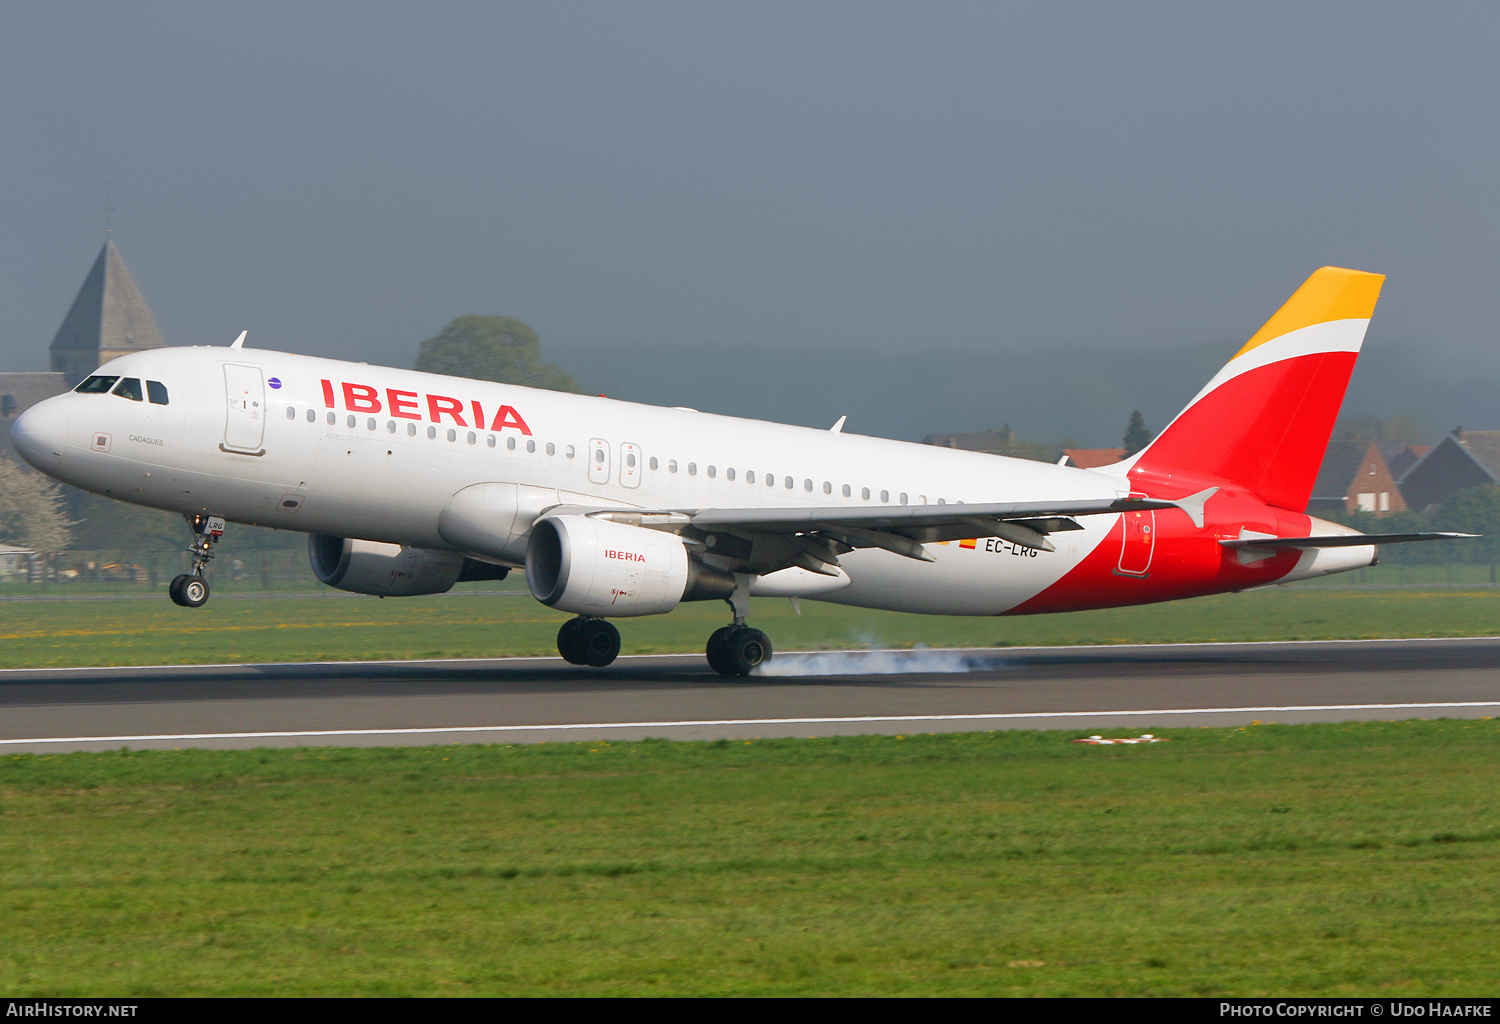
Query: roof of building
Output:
[[1455, 430, 1500, 477], [1063, 448, 1126, 469], [50, 241, 165, 356], [1309, 437, 1380, 500]]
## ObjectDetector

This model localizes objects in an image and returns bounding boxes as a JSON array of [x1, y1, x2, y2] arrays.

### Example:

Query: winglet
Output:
[[830, 415, 847, 433], [230, 331, 247, 349]]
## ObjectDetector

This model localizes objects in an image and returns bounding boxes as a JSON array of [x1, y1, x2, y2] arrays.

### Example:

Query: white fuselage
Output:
[[23, 345, 1139, 615]]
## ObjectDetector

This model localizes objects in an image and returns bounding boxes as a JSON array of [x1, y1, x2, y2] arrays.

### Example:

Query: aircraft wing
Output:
[[577, 495, 1176, 574]]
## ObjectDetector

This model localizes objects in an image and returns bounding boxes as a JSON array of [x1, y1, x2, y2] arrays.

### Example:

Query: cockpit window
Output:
[[147, 380, 169, 405], [112, 378, 144, 402], [75, 375, 119, 394]]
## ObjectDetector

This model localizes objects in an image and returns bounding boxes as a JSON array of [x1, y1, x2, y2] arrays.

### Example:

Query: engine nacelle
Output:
[[308, 535, 503, 597], [525, 515, 732, 616]]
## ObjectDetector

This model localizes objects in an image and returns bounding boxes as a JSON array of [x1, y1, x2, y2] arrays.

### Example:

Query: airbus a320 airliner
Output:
[[9, 267, 1469, 675]]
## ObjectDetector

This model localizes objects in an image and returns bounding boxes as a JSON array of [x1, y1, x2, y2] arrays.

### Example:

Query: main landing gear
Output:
[[706, 625, 772, 677], [169, 513, 224, 609], [705, 574, 772, 678], [557, 616, 622, 668]]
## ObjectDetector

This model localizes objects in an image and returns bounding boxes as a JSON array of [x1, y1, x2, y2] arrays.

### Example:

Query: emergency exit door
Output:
[[1116, 510, 1155, 576], [222, 364, 266, 455]]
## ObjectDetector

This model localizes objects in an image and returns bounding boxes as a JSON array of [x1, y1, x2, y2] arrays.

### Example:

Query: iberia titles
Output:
[[320, 379, 532, 434]]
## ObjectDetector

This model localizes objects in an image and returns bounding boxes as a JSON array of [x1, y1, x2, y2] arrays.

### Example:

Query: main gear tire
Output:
[[557, 617, 588, 664], [575, 618, 621, 668], [709, 627, 772, 677], [705, 625, 738, 676]]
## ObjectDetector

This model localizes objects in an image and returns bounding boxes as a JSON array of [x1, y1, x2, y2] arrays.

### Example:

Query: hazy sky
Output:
[[3, 2, 1498, 399]]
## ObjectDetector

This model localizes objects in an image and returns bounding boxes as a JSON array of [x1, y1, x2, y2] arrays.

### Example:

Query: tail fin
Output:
[[1126, 267, 1385, 510]]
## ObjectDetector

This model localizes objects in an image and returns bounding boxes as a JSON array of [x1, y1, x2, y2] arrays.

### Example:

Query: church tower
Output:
[[49, 241, 166, 387]]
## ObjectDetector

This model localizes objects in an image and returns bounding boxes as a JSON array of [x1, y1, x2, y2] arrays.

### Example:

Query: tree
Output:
[[415, 316, 580, 393], [1432, 484, 1500, 566], [0, 458, 72, 553], [1122, 410, 1151, 457]]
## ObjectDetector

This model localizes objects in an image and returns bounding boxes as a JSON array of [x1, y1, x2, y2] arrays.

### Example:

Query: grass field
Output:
[[1, 720, 1496, 996], [2, 586, 1500, 669]]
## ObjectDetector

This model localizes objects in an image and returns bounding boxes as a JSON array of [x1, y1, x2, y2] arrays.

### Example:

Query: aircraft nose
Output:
[[9, 398, 68, 472]]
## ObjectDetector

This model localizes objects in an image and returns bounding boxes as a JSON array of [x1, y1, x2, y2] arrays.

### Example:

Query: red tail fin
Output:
[[1126, 267, 1384, 510]]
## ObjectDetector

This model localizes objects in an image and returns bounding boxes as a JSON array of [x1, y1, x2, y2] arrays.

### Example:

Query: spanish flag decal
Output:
[[960, 538, 977, 550]]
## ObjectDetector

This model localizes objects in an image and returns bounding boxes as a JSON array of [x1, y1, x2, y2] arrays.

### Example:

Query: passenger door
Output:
[[222, 364, 266, 455]]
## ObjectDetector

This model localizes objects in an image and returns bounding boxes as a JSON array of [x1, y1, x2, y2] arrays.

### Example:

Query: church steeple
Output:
[[49, 241, 166, 387]]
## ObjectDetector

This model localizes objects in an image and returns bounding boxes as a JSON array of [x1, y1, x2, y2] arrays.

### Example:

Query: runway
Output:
[[2, 637, 1499, 752]]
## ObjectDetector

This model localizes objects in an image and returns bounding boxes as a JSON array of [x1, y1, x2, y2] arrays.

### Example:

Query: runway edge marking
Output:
[[4, 700, 1500, 747], [3, 635, 1500, 677]]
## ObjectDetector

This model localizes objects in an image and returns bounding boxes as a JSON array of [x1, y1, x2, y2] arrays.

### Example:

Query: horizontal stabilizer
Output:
[[1220, 532, 1477, 549]]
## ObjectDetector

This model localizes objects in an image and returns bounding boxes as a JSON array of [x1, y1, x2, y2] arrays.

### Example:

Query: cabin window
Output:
[[307, 409, 317, 423], [746, 470, 755, 484], [628, 452, 638, 468], [387, 420, 396, 433], [112, 378, 144, 402], [327, 412, 336, 426], [74, 375, 119, 394], [427, 426, 437, 439], [726, 467, 735, 481], [900, 492, 908, 505], [487, 435, 496, 448], [594, 446, 604, 462], [707, 465, 716, 478], [842, 484, 851, 497], [688, 462, 698, 476], [407, 423, 417, 437], [346, 414, 357, 428], [527, 440, 536, 453], [668, 460, 677, 472], [880, 490, 889, 503], [447, 428, 457, 442], [804, 479, 813, 492], [566, 445, 576, 459], [937, 497, 946, 505], [650, 456, 659, 470], [147, 381, 169, 405], [285, 406, 296, 420], [547, 442, 556, 456], [823, 481, 832, 494], [784, 476, 794, 489], [367, 417, 377, 430], [467, 431, 476, 445], [508, 436, 518, 451], [862, 487, 870, 500]]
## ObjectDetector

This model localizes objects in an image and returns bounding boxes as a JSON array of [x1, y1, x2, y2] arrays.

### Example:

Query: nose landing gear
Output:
[[706, 574, 773, 677], [169, 513, 224, 608], [556, 617, 621, 668]]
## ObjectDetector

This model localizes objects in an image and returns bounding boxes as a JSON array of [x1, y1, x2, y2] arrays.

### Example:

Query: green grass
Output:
[[1, 720, 1497, 995], [2, 587, 1500, 669]]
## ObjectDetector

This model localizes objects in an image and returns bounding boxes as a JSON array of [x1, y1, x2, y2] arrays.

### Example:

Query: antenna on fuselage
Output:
[[830, 415, 847, 433], [230, 331, 247, 349]]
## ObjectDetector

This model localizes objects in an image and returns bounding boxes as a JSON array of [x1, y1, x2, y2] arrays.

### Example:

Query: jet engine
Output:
[[309, 535, 508, 597], [525, 515, 733, 616]]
